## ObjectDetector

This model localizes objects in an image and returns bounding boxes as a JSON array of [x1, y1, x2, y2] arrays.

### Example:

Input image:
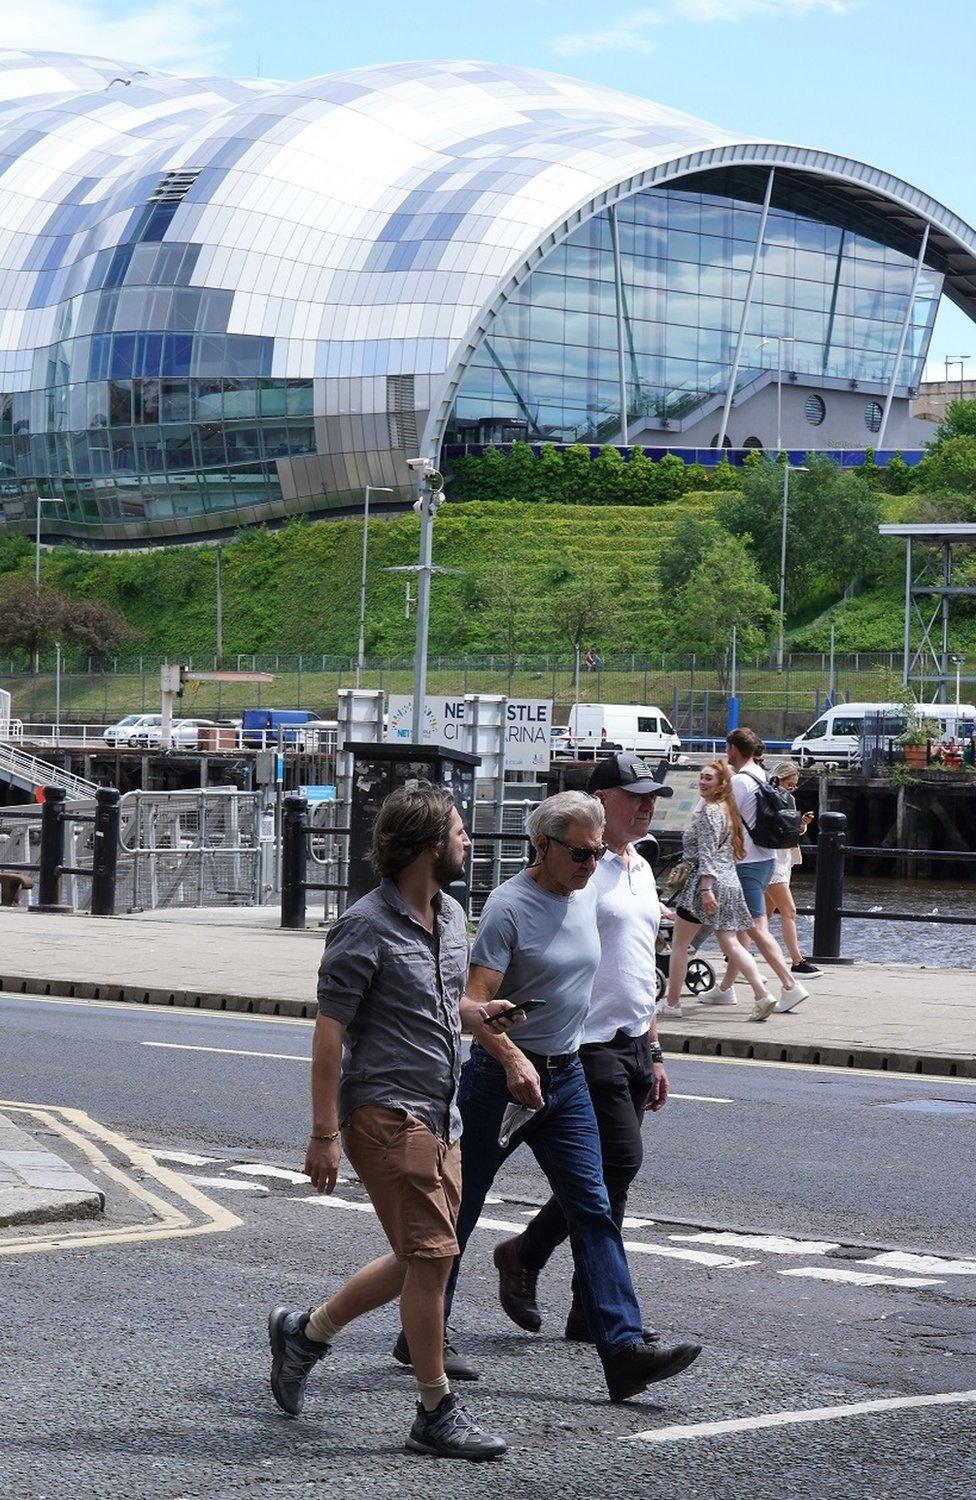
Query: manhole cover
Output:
[[881, 1098, 976, 1115]]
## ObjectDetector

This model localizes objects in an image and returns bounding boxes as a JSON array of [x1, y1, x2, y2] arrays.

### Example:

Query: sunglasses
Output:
[[547, 834, 607, 864]]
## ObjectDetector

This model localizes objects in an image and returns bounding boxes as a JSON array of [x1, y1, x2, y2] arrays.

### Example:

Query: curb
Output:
[[3, 970, 974, 1081], [656, 1025, 976, 1080], [0, 1110, 106, 1230]]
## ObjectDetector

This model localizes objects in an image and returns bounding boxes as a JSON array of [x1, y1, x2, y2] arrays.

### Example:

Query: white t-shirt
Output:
[[731, 761, 775, 863], [582, 847, 661, 1044]]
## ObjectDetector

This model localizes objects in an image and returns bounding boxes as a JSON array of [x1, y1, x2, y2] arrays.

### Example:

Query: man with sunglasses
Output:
[[492, 754, 673, 1345], [423, 790, 701, 1404]]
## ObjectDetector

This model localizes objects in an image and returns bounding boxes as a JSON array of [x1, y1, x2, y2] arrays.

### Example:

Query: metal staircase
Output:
[[0, 740, 98, 802]]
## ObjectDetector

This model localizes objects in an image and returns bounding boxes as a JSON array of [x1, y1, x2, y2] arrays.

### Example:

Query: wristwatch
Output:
[[648, 1042, 664, 1065]]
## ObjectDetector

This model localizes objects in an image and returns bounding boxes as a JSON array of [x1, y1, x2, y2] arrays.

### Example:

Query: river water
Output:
[[790, 873, 976, 970]]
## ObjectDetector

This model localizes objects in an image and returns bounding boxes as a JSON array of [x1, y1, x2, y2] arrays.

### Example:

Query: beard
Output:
[[432, 844, 467, 888]]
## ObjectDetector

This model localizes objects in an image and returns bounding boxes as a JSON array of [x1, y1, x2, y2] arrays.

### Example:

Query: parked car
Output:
[[129, 717, 215, 749], [104, 713, 161, 746]]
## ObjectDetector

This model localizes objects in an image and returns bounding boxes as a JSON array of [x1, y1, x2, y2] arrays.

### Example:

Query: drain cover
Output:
[[881, 1098, 976, 1115]]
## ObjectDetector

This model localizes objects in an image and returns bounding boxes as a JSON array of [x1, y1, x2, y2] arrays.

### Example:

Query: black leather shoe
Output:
[[392, 1329, 479, 1381], [492, 1236, 542, 1332], [564, 1306, 660, 1344], [603, 1340, 702, 1403]]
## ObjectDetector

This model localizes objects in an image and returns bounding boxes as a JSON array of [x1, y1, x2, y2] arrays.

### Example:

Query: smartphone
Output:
[[508, 998, 545, 1018]]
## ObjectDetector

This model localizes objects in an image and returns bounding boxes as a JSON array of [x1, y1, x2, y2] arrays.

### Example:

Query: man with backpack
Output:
[[705, 727, 810, 1021]]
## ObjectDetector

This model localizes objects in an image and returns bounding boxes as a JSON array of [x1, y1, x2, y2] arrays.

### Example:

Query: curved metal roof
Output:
[[1, 51, 974, 500]]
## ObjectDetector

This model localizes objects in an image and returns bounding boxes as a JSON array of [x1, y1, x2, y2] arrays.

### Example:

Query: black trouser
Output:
[[517, 1030, 655, 1302]]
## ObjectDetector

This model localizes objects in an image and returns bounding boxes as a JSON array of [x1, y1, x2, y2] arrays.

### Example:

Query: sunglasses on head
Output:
[[547, 834, 607, 864]]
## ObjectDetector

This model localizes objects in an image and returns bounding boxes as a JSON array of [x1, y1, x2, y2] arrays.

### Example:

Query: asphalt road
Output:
[[2, 992, 975, 1500]]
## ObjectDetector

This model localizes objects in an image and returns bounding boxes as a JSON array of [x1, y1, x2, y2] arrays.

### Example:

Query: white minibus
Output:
[[565, 703, 681, 760], [792, 701, 976, 765]]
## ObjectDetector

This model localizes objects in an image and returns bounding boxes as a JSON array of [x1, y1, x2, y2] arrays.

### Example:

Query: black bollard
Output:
[[37, 785, 67, 910], [90, 786, 121, 917], [812, 810, 847, 961], [280, 794, 309, 930]]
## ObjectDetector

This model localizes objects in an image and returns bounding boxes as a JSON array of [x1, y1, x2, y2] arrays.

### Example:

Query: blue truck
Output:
[[240, 708, 326, 747]]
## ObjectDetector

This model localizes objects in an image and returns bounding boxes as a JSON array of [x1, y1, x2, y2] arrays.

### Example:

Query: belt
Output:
[[521, 1048, 578, 1073]]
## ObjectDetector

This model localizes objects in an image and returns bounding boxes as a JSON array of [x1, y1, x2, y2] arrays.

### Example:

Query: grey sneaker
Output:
[[405, 1392, 507, 1460], [393, 1328, 479, 1381], [268, 1306, 327, 1417]]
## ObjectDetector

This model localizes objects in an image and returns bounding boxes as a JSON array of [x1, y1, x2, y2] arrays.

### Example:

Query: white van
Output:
[[565, 703, 681, 760], [792, 701, 976, 765]]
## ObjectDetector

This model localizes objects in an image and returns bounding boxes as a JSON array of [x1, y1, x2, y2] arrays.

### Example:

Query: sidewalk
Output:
[[0, 1110, 104, 1229], [0, 906, 973, 1079]]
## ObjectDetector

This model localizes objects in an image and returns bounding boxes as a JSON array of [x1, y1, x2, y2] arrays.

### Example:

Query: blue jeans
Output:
[[445, 1043, 646, 1360]]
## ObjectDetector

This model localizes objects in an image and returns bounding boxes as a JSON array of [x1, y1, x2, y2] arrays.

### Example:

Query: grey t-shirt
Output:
[[471, 869, 601, 1055]]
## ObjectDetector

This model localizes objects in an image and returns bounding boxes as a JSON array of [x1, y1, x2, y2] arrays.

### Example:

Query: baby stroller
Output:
[[654, 920, 716, 1003]]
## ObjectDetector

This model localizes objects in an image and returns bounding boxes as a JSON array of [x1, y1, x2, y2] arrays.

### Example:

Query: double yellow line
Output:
[[0, 1101, 242, 1255]]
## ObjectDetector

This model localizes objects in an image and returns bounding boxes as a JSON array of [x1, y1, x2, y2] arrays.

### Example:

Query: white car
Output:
[[103, 713, 161, 746], [129, 717, 214, 749]]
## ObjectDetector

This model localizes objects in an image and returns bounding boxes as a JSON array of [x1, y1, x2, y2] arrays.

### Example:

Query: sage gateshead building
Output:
[[2, 51, 976, 546]]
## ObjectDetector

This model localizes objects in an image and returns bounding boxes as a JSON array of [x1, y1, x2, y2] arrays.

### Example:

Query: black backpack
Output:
[[740, 772, 803, 848]]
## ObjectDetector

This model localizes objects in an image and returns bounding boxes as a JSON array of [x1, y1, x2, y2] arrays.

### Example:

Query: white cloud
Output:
[[674, 0, 851, 18], [0, 0, 234, 75], [550, 8, 663, 57], [550, 0, 851, 57]]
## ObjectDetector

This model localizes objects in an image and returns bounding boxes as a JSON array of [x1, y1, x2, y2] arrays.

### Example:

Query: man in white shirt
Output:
[[491, 754, 672, 1343], [706, 727, 809, 1021]]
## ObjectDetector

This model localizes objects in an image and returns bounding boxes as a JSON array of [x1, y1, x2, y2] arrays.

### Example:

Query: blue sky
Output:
[[9, 0, 974, 381]]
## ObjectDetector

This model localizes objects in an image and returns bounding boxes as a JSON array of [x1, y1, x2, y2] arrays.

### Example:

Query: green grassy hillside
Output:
[[20, 495, 723, 661]]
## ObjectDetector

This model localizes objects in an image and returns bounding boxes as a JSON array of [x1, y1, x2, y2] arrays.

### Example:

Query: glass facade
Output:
[[448, 183, 942, 446]]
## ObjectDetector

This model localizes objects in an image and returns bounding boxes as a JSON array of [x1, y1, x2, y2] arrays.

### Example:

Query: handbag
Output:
[[659, 857, 693, 898]]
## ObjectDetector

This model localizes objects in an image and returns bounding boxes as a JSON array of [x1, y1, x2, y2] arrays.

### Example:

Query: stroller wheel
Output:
[[655, 965, 665, 1003], [685, 957, 716, 995]]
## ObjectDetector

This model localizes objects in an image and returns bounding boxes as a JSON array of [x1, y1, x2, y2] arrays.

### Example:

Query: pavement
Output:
[[0, 1108, 104, 1228]]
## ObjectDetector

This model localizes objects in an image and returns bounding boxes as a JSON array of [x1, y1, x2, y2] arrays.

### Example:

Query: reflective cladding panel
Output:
[[447, 184, 943, 445]]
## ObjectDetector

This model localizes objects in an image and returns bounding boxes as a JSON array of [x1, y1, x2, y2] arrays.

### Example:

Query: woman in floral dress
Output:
[[663, 759, 776, 1023]]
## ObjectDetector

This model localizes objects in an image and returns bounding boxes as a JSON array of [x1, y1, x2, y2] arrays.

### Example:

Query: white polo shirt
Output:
[[581, 846, 661, 1045]]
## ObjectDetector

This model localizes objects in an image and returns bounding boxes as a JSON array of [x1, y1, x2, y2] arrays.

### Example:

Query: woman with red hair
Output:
[[663, 759, 776, 1023]]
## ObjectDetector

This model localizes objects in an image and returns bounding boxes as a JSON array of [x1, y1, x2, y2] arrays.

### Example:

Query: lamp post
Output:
[[778, 463, 808, 673], [356, 484, 393, 688], [757, 336, 794, 453], [950, 654, 964, 707], [944, 355, 970, 413], [33, 495, 63, 675]]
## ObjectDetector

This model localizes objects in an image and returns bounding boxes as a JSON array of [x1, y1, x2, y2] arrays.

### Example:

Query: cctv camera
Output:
[[405, 457, 435, 473]]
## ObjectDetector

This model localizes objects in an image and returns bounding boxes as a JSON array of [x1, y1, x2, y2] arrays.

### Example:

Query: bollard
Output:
[[37, 785, 67, 910], [280, 793, 309, 930], [812, 810, 846, 961], [90, 786, 121, 917]]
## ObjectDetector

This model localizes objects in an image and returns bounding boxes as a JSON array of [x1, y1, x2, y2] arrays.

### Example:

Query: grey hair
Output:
[[771, 759, 800, 782], [526, 791, 605, 845]]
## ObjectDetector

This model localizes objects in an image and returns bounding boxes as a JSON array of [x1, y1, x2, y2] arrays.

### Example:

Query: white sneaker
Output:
[[698, 986, 737, 1006], [659, 1002, 684, 1021], [776, 982, 809, 1014], [749, 990, 777, 1022]]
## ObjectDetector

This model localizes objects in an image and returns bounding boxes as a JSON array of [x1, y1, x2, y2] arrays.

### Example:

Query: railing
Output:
[[804, 812, 976, 960], [0, 785, 120, 915], [0, 739, 99, 801]]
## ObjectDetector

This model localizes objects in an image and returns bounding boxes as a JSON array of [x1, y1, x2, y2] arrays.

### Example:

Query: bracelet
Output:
[[311, 1129, 340, 1142]]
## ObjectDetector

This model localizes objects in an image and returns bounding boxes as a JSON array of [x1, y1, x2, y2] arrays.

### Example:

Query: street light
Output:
[[778, 463, 808, 673], [944, 355, 970, 410], [950, 654, 965, 707], [356, 484, 393, 688], [757, 335, 794, 453], [33, 494, 63, 675]]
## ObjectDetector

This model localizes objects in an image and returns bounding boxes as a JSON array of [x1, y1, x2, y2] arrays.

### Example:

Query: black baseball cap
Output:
[[587, 753, 674, 797]]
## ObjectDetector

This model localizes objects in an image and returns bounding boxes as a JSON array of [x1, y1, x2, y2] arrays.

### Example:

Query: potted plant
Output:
[[898, 713, 940, 768]]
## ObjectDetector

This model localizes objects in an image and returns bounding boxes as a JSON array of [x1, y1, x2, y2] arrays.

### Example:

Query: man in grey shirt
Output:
[[267, 782, 508, 1461], [441, 791, 701, 1404]]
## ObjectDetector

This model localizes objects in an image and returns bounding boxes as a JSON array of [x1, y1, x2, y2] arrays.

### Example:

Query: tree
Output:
[[881, 451, 913, 494], [504, 441, 540, 502], [649, 452, 689, 502], [0, 576, 65, 662], [667, 534, 777, 683], [911, 435, 976, 496], [562, 443, 593, 504], [656, 515, 724, 599], [550, 562, 618, 660], [623, 446, 657, 506], [716, 454, 883, 613], [710, 456, 743, 492], [61, 597, 133, 659], [479, 446, 510, 500], [932, 398, 976, 444]]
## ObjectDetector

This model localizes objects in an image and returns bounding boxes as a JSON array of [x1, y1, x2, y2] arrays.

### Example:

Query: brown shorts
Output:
[[342, 1104, 461, 1261]]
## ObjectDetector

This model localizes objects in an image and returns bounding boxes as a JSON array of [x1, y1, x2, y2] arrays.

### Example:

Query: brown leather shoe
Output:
[[564, 1305, 660, 1344], [492, 1236, 542, 1332]]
